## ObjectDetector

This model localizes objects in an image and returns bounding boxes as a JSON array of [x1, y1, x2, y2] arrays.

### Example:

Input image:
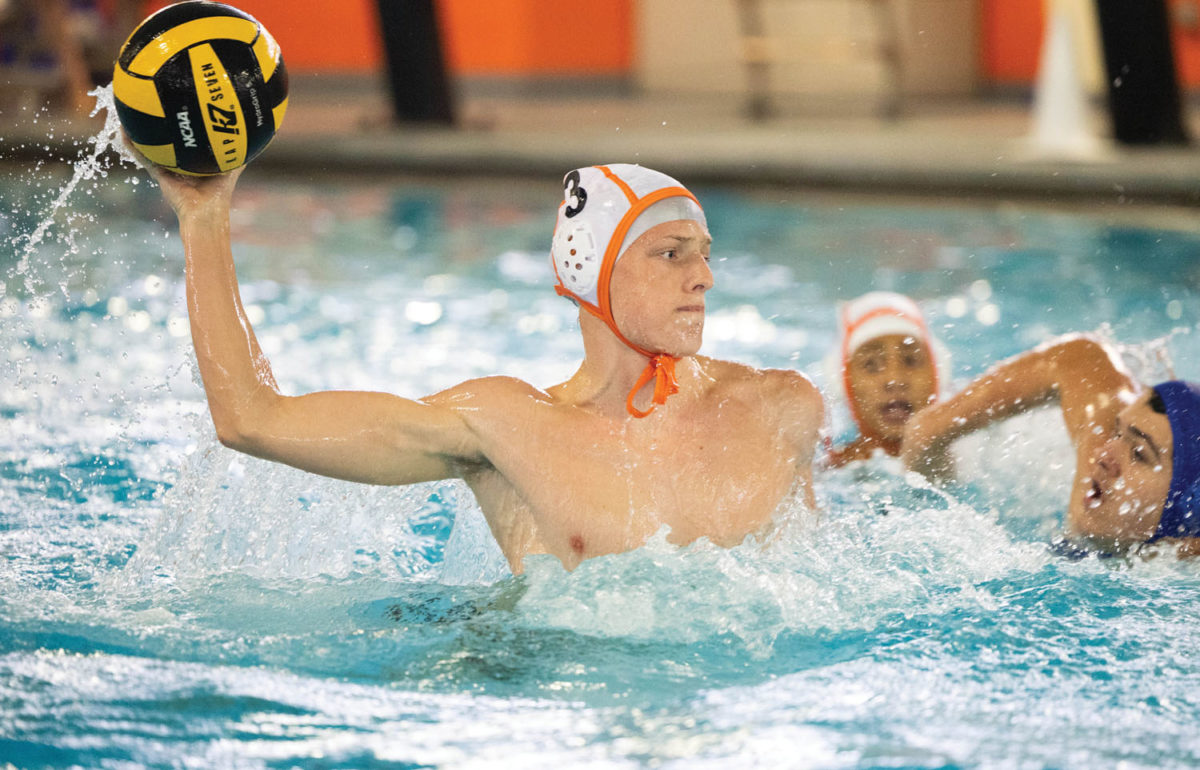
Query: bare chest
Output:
[[470, 405, 801, 568]]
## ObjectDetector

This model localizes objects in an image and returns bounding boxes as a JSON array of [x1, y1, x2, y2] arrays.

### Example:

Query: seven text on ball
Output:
[[201, 62, 225, 102]]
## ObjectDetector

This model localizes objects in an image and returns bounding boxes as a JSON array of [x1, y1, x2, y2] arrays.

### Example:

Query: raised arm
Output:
[[151, 165, 487, 485], [901, 335, 1138, 478]]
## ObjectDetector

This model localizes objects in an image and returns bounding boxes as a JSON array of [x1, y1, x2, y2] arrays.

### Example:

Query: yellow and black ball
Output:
[[113, 1, 288, 176]]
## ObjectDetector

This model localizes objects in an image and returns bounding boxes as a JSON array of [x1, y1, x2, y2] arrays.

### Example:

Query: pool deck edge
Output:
[[5, 83, 1200, 205]]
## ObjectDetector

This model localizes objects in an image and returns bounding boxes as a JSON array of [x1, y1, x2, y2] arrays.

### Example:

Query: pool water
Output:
[[3, 146, 1200, 768]]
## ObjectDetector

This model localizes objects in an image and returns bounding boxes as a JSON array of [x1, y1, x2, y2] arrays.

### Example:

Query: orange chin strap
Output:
[[626, 353, 680, 418], [560, 291, 681, 418]]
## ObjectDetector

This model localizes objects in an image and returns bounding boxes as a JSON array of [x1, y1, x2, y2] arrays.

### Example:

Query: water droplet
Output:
[[245, 304, 265, 325], [968, 279, 992, 301], [107, 296, 129, 317], [945, 297, 967, 318], [126, 311, 152, 333], [405, 300, 443, 326], [975, 303, 1000, 326]]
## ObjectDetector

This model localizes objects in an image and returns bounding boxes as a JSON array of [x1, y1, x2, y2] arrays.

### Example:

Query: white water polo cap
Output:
[[833, 291, 948, 431], [841, 292, 933, 359], [550, 164, 707, 417], [551, 164, 706, 311]]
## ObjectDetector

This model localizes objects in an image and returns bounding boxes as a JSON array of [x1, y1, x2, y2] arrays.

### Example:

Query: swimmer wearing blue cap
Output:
[[140, 161, 824, 574], [902, 335, 1200, 556]]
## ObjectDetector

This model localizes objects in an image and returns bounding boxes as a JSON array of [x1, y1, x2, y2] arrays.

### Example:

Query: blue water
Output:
[[4, 145, 1200, 768]]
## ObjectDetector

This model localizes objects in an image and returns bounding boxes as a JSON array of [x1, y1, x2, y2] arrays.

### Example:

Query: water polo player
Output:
[[902, 335, 1200, 556], [140, 160, 824, 573], [824, 291, 946, 467]]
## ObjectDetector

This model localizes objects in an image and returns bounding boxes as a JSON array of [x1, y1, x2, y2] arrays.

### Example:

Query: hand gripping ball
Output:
[[112, 1, 288, 176]]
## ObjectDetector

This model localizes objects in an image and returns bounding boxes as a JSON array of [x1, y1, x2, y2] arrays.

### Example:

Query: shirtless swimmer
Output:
[[147, 161, 824, 574]]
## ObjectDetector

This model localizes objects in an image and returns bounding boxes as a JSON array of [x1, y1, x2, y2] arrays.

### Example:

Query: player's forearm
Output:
[[936, 364, 1052, 440], [903, 349, 1058, 472], [179, 207, 279, 441]]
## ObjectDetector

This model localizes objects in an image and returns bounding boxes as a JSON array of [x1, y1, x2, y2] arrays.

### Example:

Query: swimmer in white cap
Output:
[[140, 161, 824, 574], [903, 334, 1200, 557], [824, 291, 946, 467]]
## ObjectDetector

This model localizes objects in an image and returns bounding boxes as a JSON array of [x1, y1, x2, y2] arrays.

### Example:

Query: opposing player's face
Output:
[[846, 335, 937, 442], [610, 220, 713, 357], [1074, 391, 1174, 546]]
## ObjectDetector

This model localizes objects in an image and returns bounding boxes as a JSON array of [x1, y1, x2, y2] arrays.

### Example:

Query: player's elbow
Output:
[[212, 409, 253, 451], [1045, 336, 1112, 370], [209, 392, 277, 453]]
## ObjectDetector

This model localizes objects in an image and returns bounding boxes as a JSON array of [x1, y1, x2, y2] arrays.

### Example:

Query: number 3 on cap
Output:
[[563, 170, 587, 218]]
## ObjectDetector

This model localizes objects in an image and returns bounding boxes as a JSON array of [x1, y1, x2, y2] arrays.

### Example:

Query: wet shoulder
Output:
[[424, 375, 551, 412], [703, 355, 816, 391], [697, 357, 823, 424]]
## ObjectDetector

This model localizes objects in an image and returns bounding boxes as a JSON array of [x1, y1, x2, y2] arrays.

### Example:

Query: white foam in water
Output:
[[117, 432, 503, 588], [438, 497, 512, 585], [515, 465, 1050, 656]]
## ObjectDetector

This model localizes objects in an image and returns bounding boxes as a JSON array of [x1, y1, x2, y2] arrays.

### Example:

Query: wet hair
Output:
[[1149, 390, 1167, 414]]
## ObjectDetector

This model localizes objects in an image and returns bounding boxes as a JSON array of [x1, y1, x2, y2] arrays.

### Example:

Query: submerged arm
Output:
[[901, 335, 1136, 478], [153, 166, 486, 485]]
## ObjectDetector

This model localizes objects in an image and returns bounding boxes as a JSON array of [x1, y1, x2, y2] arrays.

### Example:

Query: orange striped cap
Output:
[[550, 164, 705, 352], [550, 164, 706, 416]]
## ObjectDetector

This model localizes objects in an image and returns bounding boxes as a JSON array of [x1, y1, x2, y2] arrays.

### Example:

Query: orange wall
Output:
[[979, 0, 1042, 84], [438, 0, 632, 75], [133, 0, 383, 72], [132, 0, 630, 76], [210, 0, 384, 73], [981, 0, 1200, 88], [1172, 0, 1200, 85], [133, 1, 1194, 87]]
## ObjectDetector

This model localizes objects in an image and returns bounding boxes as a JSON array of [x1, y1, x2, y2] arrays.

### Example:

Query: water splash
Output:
[[514, 467, 1050, 656], [115, 435, 464, 589], [12, 84, 142, 294], [1117, 325, 1193, 384]]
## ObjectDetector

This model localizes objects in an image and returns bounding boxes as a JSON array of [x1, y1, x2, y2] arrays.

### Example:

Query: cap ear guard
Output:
[[552, 220, 600, 297]]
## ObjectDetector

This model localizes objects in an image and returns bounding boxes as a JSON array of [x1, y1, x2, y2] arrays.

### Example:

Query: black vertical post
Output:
[[1093, 0, 1189, 145], [375, 0, 455, 125]]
